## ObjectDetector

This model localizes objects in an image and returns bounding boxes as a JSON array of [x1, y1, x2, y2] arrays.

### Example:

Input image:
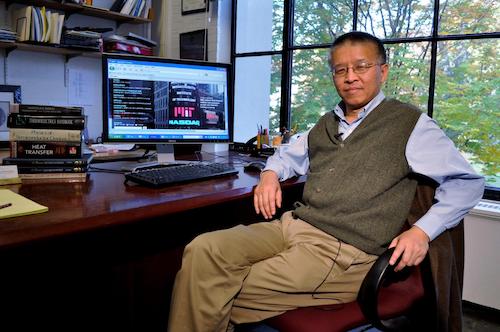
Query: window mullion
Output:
[[353, 0, 359, 30], [427, 0, 441, 118], [280, 0, 294, 131]]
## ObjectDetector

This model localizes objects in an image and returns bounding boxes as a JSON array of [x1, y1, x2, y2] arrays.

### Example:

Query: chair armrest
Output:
[[357, 247, 414, 332]]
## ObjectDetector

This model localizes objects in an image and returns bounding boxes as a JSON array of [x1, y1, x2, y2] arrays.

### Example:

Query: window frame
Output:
[[231, 0, 499, 200]]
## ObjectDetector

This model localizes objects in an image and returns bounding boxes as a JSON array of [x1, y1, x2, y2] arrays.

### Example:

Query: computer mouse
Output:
[[244, 160, 266, 171]]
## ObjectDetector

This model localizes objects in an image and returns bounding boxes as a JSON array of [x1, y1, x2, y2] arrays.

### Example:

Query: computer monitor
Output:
[[102, 53, 232, 162]]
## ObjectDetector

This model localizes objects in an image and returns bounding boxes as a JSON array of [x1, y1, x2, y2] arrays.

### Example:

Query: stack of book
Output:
[[3, 104, 91, 183], [103, 33, 155, 55], [0, 28, 17, 43], [61, 28, 103, 51]]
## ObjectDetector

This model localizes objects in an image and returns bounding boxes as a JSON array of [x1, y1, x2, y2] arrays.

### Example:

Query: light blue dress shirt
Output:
[[265, 91, 485, 241]]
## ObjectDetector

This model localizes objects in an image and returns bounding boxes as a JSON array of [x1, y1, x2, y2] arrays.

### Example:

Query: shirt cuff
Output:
[[262, 165, 284, 181], [413, 214, 447, 241]]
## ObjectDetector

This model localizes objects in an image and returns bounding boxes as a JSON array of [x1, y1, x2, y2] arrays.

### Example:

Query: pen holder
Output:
[[261, 134, 269, 147]]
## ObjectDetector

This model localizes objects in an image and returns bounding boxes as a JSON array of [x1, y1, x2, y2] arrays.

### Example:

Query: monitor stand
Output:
[[156, 143, 176, 163], [157, 143, 229, 161], [120, 144, 182, 172], [156, 143, 204, 164], [121, 143, 229, 172], [201, 143, 229, 154], [156, 143, 229, 161]]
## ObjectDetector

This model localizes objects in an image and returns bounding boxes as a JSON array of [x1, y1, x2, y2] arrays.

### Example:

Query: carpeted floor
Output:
[[463, 301, 500, 332]]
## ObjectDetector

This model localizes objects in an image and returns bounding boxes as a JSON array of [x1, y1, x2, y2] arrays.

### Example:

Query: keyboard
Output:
[[124, 162, 239, 188]]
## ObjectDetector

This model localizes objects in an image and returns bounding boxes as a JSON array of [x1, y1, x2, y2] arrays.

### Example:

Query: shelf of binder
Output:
[[6, 1, 152, 58], [4, 104, 91, 182], [8, 5, 69, 57], [11, 5, 66, 43], [6, 0, 152, 23]]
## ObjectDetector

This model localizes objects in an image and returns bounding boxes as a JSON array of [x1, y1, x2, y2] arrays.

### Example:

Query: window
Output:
[[291, 48, 338, 131], [233, 0, 499, 197], [434, 38, 499, 189], [293, 1, 352, 46], [233, 55, 282, 141], [383, 42, 431, 111]]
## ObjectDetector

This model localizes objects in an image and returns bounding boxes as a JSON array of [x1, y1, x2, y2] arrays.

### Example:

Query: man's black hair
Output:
[[331, 31, 387, 64]]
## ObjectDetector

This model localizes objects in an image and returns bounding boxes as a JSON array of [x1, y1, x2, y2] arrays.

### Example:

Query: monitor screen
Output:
[[102, 54, 232, 145]]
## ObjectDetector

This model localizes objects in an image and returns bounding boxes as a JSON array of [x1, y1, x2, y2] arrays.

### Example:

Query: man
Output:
[[168, 31, 484, 332]]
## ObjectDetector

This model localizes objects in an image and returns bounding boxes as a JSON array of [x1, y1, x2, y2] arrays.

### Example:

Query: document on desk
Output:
[[0, 189, 48, 219]]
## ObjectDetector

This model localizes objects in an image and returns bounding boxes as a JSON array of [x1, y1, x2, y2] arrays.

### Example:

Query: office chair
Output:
[[240, 178, 464, 332]]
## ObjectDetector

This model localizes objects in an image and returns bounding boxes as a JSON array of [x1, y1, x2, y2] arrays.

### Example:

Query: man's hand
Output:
[[254, 170, 282, 219], [388, 226, 430, 272]]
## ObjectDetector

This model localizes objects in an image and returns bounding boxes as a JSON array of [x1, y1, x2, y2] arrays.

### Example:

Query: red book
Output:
[[104, 41, 153, 55]]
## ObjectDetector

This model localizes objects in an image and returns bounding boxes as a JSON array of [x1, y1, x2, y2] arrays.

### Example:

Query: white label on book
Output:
[[0, 166, 19, 179]]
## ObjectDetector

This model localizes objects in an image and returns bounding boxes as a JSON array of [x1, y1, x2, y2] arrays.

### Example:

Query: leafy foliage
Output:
[[279, 0, 498, 183], [434, 39, 499, 182]]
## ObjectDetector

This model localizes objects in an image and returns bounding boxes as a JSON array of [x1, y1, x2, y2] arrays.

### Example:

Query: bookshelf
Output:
[[3, 0, 152, 58], [0, 40, 101, 58], [6, 0, 152, 23]]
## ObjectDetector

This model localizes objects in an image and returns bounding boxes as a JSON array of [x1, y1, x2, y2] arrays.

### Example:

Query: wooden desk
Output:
[[0, 155, 305, 332]]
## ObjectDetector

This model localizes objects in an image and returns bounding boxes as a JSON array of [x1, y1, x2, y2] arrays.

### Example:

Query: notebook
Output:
[[0, 189, 48, 219]]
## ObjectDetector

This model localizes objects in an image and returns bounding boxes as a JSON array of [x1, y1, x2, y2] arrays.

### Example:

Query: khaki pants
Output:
[[168, 211, 378, 332]]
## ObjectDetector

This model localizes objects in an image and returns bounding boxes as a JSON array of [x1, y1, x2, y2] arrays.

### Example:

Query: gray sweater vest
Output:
[[293, 99, 422, 255]]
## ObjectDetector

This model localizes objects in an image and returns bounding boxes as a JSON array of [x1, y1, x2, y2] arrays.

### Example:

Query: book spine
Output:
[[11, 141, 82, 159], [19, 107, 83, 116], [2, 157, 89, 166], [17, 166, 87, 174], [9, 128, 82, 142], [7, 114, 85, 129], [110, 0, 127, 12], [19, 172, 87, 179]]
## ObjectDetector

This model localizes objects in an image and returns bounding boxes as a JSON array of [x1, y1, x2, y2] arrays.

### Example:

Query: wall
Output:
[[154, 0, 231, 63], [1, 0, 231, 142], [463, 208, 500, 310]]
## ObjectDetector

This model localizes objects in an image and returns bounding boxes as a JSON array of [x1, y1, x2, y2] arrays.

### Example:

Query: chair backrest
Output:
[[407, 176, 465, 331]]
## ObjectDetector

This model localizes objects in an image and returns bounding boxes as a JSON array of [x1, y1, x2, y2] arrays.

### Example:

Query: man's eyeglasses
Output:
[[331, 62, 384, 77]]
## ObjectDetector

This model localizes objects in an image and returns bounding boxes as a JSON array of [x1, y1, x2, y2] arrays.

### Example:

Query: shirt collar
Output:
[[333, 91, 386, 123]]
